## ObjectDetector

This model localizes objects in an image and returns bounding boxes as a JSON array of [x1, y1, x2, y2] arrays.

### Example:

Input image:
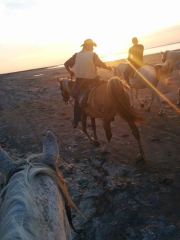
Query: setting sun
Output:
[[0, 0, 180, 73]]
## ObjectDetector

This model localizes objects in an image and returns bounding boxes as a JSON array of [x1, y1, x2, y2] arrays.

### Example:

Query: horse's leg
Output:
[[101, 120, 112, 154], [177, 88, 180, 106], [146, 92, 155, 112], [135, 89, 144, 108], [127, 121, 145, 163], [91, 118, 98, 140], [155, 94, 164, 116], [81, 110, 100, 147], [129, 89, 134, 108]]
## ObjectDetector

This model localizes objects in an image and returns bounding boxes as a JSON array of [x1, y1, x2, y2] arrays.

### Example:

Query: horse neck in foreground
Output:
[[0, 132, 78, 240]]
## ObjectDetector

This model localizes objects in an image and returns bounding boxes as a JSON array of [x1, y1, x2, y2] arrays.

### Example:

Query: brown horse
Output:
[[58, 77, 145, 162]]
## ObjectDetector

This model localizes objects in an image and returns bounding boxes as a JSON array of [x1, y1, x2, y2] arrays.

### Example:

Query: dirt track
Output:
[[0, 53, 180, 239]]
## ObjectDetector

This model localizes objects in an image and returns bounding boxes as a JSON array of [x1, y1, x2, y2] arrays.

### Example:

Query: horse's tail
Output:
[[107, 77, 144, 124]]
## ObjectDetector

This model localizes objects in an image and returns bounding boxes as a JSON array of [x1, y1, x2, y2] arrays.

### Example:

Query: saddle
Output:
[[78, 81, 104, 107]]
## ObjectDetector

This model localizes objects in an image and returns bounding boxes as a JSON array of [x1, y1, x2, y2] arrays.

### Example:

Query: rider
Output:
[[64, 38, 112, 128], [123, 37, 144, 85]]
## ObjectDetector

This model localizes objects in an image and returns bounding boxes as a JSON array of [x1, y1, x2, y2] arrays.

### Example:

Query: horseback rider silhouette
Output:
[[64, 38, 112, 128], [123, 37, 144, 85]]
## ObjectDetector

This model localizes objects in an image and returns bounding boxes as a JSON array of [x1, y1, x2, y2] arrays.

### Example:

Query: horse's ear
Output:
[[43, 131, 59, 165], [0, 147, 16, 178]]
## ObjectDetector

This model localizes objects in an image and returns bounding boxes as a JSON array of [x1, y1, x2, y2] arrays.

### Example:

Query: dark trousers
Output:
[[74, 96, 81, 123], [73, 77, 100, 124]]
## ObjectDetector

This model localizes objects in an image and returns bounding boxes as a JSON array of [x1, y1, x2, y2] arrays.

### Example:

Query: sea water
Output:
[[101, 42, 180, 62], [48, 42, 180, 70]]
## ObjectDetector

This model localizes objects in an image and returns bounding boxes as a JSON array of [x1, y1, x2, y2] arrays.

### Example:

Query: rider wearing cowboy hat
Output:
[[64, 38, 112, 128]]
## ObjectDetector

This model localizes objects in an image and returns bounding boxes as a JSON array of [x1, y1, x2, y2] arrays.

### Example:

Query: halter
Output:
[[1, 161, 82, 234]]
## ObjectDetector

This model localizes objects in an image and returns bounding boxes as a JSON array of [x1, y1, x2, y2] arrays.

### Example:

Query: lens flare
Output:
[[127, 60, 180, 114]]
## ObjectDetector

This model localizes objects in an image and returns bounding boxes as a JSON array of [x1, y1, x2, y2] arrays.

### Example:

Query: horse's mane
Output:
[[0, 154, 78, 240], [117, 77, 131, 90]]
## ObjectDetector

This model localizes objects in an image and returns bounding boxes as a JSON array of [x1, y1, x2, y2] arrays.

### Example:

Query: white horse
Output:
[[114, 62, 170, 115], [0, 132, 80, 240], [161, 50, 180, 106]]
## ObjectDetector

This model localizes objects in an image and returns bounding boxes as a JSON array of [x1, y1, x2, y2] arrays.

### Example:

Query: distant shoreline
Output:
[[1, 41, 180, 76]]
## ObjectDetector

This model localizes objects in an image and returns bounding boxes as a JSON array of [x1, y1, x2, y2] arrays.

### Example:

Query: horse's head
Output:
[[161, 51, 168, 63], [155, 60, 172, 76], [0, 131, 59, 180], [57, 78, 71, 103]]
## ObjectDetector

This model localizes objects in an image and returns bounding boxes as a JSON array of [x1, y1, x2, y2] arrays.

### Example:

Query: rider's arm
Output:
[[93, 53, 111, 70], [64, 54, 76, 78]]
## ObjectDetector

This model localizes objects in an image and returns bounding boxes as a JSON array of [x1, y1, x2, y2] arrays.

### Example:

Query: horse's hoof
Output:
[[94, 140, 100, 147], [100, 148, 108, 155], [101, 151, 108, 155], [158, 112, 164, 116], [136, 153, 145, 164], [146, 107, 150, 112], [140, 103, 144, 108]]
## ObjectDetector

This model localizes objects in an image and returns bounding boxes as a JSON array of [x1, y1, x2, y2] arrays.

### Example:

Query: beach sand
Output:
[[0, 52, 180, 239]]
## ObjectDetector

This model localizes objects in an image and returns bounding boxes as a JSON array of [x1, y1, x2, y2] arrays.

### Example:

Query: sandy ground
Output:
[[0, 53, 180, 239]]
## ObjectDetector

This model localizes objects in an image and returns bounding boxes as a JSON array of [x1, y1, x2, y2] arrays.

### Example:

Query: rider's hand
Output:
[[107, 66, 112, 71], [69, 70, 75, 78]]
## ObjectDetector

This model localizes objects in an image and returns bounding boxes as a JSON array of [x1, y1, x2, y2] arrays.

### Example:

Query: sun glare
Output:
[[0, 0, 180, 73]]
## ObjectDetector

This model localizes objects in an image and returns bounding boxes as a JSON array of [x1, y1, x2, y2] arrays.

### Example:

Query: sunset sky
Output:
[[0, 0, 180, 74]]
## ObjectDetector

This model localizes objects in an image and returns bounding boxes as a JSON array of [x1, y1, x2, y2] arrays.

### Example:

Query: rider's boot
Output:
[[71, 119, 78, 129]]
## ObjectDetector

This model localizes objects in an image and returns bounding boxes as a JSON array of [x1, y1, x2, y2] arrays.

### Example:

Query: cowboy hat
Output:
[[81, 39, 97, 47]]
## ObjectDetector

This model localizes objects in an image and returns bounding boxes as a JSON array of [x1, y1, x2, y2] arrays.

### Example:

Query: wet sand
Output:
[[0, 52, 180, 239]]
